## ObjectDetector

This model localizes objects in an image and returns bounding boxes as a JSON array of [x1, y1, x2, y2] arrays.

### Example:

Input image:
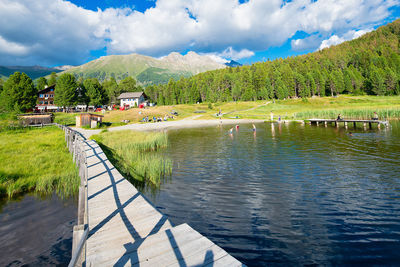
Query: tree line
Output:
[[0, 71, 141, 113], [144, 19, 400, 105]]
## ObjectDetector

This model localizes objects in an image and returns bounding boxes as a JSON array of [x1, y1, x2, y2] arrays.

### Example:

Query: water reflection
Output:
[[142, 121, 400, 266]]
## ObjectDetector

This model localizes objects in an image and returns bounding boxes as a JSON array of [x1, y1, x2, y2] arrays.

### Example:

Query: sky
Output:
[[0, 0, 399, 67]]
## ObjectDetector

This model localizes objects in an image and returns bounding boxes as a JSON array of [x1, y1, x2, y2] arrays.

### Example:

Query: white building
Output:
[[117, 92, 146, 108]]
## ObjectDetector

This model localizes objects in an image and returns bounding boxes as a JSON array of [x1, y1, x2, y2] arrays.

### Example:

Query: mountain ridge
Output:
[[59, 51, 225, 85]]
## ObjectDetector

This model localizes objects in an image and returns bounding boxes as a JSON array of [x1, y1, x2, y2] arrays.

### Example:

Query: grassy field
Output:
[[1, 95, 398, 130], [0, 126, 79, 198], [91, 130, 172, 187]]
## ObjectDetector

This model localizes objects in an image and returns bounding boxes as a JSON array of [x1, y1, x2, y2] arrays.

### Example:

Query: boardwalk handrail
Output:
[[57, 124, 89, 267]]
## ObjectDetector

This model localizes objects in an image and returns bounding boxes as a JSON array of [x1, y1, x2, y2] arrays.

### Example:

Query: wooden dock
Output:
[[307, 119, 389, 129], [61, 126, 244, 267]]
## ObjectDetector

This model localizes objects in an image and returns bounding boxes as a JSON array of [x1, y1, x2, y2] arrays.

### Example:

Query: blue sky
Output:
[[0, 0, 399, 66]]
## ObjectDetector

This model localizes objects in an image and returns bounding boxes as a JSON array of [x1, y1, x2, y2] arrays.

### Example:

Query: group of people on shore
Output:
[[141, 115, 175, 123]]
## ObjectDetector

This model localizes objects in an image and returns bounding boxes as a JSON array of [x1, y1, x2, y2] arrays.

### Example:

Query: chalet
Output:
[[36, 85, 57, 111], [117, 92, 147, 108]]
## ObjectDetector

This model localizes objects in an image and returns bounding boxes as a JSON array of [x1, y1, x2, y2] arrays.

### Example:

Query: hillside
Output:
[[149, 19, 400, 105], [0, 65, 64, 80], [60, 51, 225, 85]]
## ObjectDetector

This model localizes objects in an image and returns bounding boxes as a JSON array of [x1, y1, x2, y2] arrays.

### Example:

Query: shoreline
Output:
[[73, 118, 268, 139]]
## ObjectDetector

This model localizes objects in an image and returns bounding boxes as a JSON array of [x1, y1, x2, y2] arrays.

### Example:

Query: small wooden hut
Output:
[[18, 113, 54, 126], [76, 113, 103, 128]]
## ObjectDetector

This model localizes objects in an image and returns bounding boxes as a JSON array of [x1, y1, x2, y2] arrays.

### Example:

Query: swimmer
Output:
[[252, 124, 256, 131], [348, 132, 353, 136], [229, 128, 233, 134]]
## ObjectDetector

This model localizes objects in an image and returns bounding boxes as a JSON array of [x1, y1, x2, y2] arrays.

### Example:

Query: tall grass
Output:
[[91, 130, 172, 186], [0, 127, 79, 198], [294, 108, 400, 120]]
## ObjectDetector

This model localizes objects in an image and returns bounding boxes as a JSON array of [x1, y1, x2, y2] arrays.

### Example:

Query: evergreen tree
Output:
[[103, 77, 119, 104], [118, 76, 137, 93], [54, 73, 77, 110], [0, 72, 36, 112], [84, 78, 107, 106], [48, 72, 57, 86], [36, 77, 48, 91], [369, 66, 386, 95]]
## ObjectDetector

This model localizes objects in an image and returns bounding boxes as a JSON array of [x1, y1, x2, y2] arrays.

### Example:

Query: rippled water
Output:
[[144, 121, 400, 266], [0, 194, 77, 266]]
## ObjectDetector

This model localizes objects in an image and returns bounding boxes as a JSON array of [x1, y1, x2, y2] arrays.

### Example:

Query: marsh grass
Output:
[[294, 108, 400, 120], [0, 126, 79, 198], [91, 130, 172, 186]]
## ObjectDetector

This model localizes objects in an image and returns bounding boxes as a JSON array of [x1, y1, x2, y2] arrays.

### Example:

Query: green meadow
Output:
[[0, 127, 79, 198]]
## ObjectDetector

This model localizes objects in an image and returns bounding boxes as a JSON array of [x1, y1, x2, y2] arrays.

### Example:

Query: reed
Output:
[[91, 130, 172, 186], [0, 127, 79, 198], [294, 108, 400, 120]]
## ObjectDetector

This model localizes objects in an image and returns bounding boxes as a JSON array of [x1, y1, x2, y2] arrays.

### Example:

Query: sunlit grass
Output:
[[0, 127, 79, 198], [91, 130, 172, 186]]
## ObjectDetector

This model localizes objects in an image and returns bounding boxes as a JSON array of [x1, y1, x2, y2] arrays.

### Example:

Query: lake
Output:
[[144, 121, 400, 266], [0, 193, 76, 266]]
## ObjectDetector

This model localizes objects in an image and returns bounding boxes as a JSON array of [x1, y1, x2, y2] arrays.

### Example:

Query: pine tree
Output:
[[36, 77, 48, 91], [48, 72, 57, 86], [0, 72, 37, 112], [54, 73, 78, 111]]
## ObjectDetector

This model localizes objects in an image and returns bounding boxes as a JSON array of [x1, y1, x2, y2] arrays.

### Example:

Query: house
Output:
[[36, 85, 58, 111], [117, 92, 147, 108]]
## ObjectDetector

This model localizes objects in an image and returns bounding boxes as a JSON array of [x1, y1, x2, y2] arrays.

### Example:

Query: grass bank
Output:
[[0, 126, 79, 198], [91, 130, 172, 186]]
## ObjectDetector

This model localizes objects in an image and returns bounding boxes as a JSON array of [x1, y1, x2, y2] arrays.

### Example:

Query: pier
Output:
[[61, 126, 244, 267], [307, 119, 389, 129]]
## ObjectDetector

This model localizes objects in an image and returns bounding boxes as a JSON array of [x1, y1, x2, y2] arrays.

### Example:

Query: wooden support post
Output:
[[324, 121, 327, 127], [344, 122, 348, 129], [353, 122, 356, 128], [77, 186, 85, 225], [316, 121, 319, 126], [363, 122, 367, 130], [335, 121, 338, 128], [378, 123, 381, 129], [72, 224, 85, 266]]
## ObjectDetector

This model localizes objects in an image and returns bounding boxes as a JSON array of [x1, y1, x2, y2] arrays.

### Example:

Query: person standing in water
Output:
[[229, 128, 233, 134], [252, 124, 256, 131], [236, 125, 239, 131]]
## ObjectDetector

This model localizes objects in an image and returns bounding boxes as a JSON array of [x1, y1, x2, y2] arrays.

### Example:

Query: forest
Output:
[[144, 19, 400, 105]]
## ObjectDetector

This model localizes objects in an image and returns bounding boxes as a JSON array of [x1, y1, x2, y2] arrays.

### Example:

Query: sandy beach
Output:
[[73, 119, 267, 139]]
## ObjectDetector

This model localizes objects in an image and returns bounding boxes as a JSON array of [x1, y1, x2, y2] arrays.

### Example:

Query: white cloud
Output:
[[0, 0, 397, 65], [318, 28, 373, 50], [202, 47, 255, 63]]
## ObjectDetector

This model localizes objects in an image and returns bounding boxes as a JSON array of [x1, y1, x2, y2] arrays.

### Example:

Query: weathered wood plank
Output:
[[81, 136, 244, 267]]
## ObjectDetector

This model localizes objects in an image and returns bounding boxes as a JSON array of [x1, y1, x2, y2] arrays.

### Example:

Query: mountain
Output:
[[225, 60, 242, 67], [150, 19, 400, 104], [0, 65, 63, 80], [60, 51, 225, 85]]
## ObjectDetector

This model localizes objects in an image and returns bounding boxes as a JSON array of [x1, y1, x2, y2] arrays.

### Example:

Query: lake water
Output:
[[144, 121, 400, 266], [0, 194, 76, 266]]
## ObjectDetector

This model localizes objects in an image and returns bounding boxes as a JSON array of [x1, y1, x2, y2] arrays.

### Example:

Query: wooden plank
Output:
[[81, 137, 244, 267]]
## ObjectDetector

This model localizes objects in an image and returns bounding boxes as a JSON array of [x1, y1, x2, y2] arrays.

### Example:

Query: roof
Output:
[[117, 92, 145, 99], [80, 113, 104, 118], [37, 84, 56, 94]]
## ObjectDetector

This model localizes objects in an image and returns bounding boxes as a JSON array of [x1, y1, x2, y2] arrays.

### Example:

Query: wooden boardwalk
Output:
[[79, 138, 244, 266], [308, 118, 389, 129]]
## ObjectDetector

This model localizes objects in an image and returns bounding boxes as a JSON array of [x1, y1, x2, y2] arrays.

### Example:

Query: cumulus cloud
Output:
[[203, 47, 255, 63], [318, 28, 373, 50], [0, 0, 397, 66]]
